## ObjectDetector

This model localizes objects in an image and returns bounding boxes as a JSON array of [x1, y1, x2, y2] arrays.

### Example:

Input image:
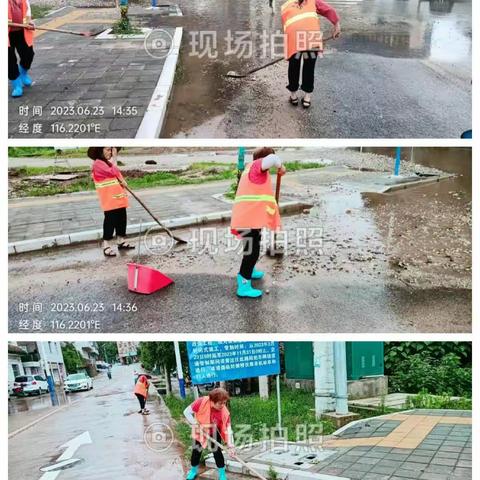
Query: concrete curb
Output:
[[135, 27, 183, 138], [380, 174, 454, 193], [9, 201, 311, 255]]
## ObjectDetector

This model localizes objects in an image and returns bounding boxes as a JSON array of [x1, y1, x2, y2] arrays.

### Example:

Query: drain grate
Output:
[[252, 445, 336, 470]]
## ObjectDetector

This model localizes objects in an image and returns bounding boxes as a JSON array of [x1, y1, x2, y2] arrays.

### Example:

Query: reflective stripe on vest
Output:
[[281, 0, 322, 59], [94, 177, 128, 211], [234, 194, 277, 203], [193, 397, 230, 448], [283, 11, 319, 30], [230, 163, 281, 231]]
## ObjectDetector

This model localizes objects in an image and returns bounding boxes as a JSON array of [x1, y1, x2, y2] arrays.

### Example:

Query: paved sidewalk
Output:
[[9, 180, 235, 243], [8, 6, 179, 138], [206, 409, 472, 480], [9, 166, 447, 245]]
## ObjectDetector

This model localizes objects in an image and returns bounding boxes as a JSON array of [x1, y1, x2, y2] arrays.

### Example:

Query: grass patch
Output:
[[9, 161, 326, 198], [405, 391, 472, 410], [163, 387, 336, 460], [8, 147, 88, 158], [31, 5, 53, 19]]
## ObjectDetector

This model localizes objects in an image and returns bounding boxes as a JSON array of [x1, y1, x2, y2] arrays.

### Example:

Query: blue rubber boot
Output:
[[186, 466, 198, 480], [237, 274, 262, 298], [251, 268, 264, 280], [19, 65, 32, 87], [218, 467, 228, 480], [11, 77, 23, 97]]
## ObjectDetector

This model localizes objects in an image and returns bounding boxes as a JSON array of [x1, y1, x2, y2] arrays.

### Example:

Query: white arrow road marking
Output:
[[40, 459, 82, 472], [39, 431, 92, 480]]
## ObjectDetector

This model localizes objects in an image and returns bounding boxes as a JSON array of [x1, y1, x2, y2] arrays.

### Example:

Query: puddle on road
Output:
[[8, 393, 70, 414]]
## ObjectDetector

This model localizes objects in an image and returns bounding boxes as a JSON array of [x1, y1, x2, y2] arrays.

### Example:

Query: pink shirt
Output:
[[315, 0, 340, 25], [248, 159, 269, 185], [91, 159, 122, 182], [191, 398, 230, 431]]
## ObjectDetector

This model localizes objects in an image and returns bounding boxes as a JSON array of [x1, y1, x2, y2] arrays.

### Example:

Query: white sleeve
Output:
[[26, 0, 32, 17], [183, 405, 196, 425], [261, 154, 282, 171]]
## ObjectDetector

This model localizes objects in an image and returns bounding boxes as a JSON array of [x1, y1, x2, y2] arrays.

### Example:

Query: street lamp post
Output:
[[174, 342, 186, 399], [38, 342, 59, 406], [394, 147, 401, 176]]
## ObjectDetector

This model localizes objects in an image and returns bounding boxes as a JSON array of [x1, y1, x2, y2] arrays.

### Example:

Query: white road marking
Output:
[[39, 431, 92, 480]]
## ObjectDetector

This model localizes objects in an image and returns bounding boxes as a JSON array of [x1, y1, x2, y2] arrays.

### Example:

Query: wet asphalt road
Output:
[[163, 0, 472, 138], [9, 364, 185, 480], [8, 165, 471, 333]]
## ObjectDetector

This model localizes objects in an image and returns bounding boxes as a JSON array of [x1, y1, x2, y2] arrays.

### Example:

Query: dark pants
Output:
[[135, 393, 146, 410], [239, 229, 262, 280], [103, 208, 127, 241], [9, 30, 35, 81], [287, 51, 318, 94], [191, 430, 225, 469]]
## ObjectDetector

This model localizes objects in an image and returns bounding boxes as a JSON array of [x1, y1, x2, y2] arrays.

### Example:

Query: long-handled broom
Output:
[[118, 178, 188, 245], [196, 424, 269, 480], [225, 35, 335, 78], [8, 22, 97, 37]]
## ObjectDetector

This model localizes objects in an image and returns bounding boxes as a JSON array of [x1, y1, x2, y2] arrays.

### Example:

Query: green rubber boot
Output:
[[236, 274, 262, 298], [251, 267, 264, 280], [186, 465, 198, 480], [218, 467, 228, 480]]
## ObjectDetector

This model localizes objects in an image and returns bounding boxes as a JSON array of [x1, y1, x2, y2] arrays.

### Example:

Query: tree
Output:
[[97, 342, 118, 364], [62, 343, 85, 374], [139, 342, 189, 394]]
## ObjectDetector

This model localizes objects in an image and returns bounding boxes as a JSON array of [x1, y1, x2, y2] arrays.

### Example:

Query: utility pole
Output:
[[333, 342, 349, 414], [313, 342, 335, 418], [174, 342, 186, 399], [38, 342, 59, 406], [259, 375, 269, 399], [394, 147, 401, 176]]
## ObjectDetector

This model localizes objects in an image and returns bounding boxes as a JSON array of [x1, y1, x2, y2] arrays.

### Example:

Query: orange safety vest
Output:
[[93, 170, 129, 212], [281, 0, 323, 60], [8, 0, 34, 47], [230, 163, 281, 231], [134, 378, 149, 398], [192, 396, 230, 448]]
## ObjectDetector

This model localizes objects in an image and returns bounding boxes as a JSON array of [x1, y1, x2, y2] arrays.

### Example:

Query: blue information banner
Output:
[[187, 341, 280, 384]]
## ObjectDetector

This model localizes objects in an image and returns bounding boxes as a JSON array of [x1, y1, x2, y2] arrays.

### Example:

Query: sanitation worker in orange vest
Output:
[[133, 374, 150, 415], [89, 147, 136, 257], [8, 0, 35, 97], [282, 0, 340, 108], [231, 147, 286, 298], [183, 388, 235, 480]]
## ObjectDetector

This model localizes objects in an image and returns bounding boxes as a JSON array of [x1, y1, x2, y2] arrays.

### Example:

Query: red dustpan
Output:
[[127, 263, 174, 294]]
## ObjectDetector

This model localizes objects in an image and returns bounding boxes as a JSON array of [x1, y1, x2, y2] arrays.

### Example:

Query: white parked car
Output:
[[13, 375, 49, 396], [64, 373, 93, 393]]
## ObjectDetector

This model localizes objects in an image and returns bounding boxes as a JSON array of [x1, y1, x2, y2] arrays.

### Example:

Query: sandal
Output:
[[118, 242, 135, 250], [302, 98, 311, 109], [289, 95, 299, 106], [103, 246, 117, 257]]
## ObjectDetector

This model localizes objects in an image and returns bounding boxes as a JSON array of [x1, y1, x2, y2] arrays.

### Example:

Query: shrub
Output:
[[388, 353, 471, 398]]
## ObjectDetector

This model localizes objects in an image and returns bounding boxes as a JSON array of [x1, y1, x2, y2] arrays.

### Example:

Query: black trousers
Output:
[[9, 30, 35, 81], [287, 51, 319, 94], [135, 393, 146, 410], [239, 229, 262, 280], [103, 208, 127, 241], [191, 430, 225, 468]]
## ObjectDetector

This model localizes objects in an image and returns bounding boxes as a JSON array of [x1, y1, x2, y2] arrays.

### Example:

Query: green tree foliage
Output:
[[384, 342, 471, 372], [386, 344, 472, 398], [96, 342, 118, 363], [138, 342, 189, 377], [61, 343, 85, 374]]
